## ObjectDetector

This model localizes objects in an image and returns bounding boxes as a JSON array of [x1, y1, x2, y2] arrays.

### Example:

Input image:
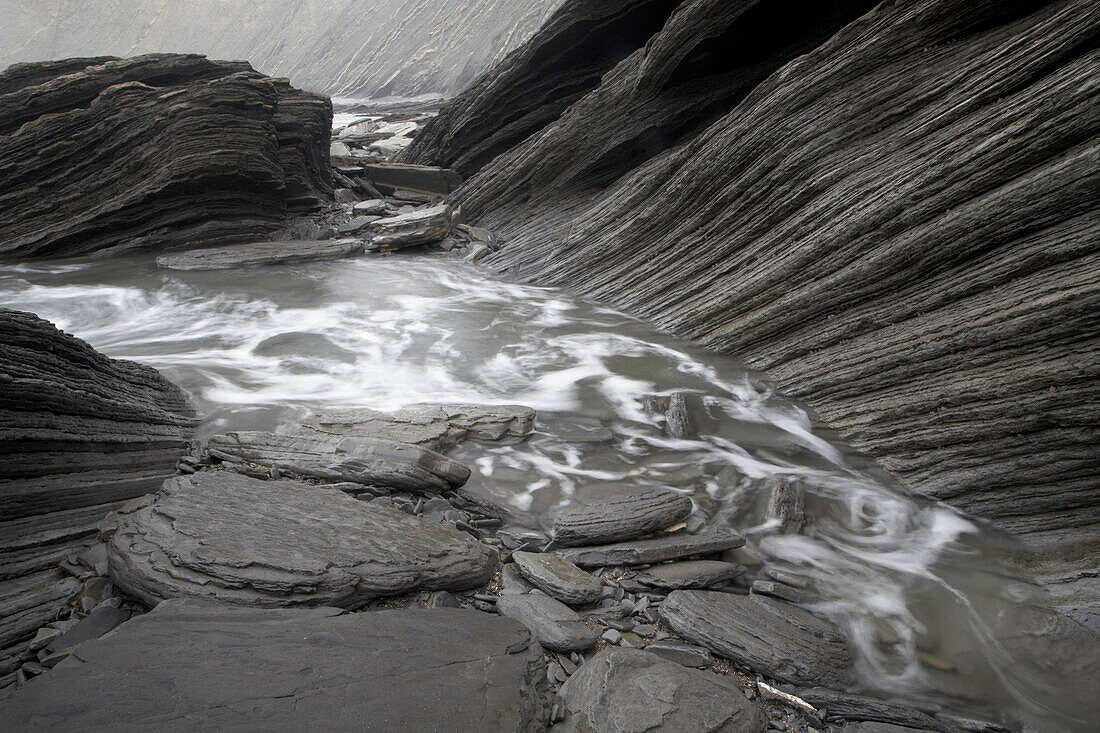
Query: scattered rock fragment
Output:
[[558, 647, 761, 732], [512, 552, 603, 606], [496, 594, 599, 652], [553, 487, 692, 546], [367, 203, 453, 251]]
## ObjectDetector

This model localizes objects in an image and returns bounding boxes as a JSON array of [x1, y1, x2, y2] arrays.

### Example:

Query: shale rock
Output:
[[367, 204, 453, 251], [558, 647, 760, 733], [512, 551, 603, 606], [552, 487, 693, 546], [0, 54, 332, 259], [0, 600, 549, 731], [360, 162, 464, 196], [156, 239, 362, 270], [636, 560, 746, 590], [301, 403, 536, 452], [642, 640, 714, 669], [0, 310, 195, 672], [661, 590, 853, 687], [555, 532, 745, 568], [435, 0, 1100, 618], [207, 430, 470, 492], [107, 472, 496, 607], [496, 594, 599, 652]]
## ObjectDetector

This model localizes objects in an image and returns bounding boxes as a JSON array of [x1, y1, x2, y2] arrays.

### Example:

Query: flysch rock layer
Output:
[[107, 472, 497, 607], [552, 487, 693, 547], [0, 309, 196, 674], [660, 590, 853, 688], [0, 54, 333, 259], [415, 0, 1100, 622], [558, 647, 761, 733], [155, 239, 362, 270], [301, 403, 536, 452], [554, 532, 745, 568], [207, 430, 470, 492], [0, 600, 549, 732]]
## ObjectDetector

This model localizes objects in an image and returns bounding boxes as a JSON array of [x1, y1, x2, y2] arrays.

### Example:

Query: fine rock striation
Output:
[[155, 239, 362, 271], [0, 309, 196, 674], [0, 54, 333, 259], [0, 601, 550, 731], [106, 472, 497, 607], [0, 0, 562, 100], [552, 487, 693, 547], [431, 0, 1100, 619]]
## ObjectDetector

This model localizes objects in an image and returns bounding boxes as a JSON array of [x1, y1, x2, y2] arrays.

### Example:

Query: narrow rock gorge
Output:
[[410, 0, 1100, 624]]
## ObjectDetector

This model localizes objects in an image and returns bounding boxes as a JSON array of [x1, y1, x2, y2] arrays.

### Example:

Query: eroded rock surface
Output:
[[0, 54, 333, 259], [496, 593, 599, 652], [554, 532, 745, 568], [107, 472, 497, 607], [207, 430, 470, 492], [558, 647, 760, 733], [661, 590, 853, 687], [367, 204, 453, 251], [552, 487, 692, 547], [0, 601, 549, 731], [512, 551, 602, 606], [156, 239, 362, 270], [0, 310, 196, 673]]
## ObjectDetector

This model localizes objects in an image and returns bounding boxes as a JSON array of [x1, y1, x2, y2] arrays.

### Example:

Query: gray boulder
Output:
[[301, 403, 536, 452], [512, 551, 602, 606], [0, 600, 549, 731], [552, 487, 692, 546], [496, 593, 599, 652], [367, 203, 453, 251], [156, 239, 362, 271], [107, 472, 497, 607], [558, 647, 761, 732], [636, 560, 746, 590], [207, 430, 470, 492], [554, 532, 743, 568], [660, 590, 852, 687]]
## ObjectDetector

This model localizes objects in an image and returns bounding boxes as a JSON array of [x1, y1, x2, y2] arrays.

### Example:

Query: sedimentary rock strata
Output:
[[0, 54, 333, 259], [552, 487, 693, 546], [554, 532, 745, 568], [0, 309, 196, 673], [107, 472, 497, 607], [0, 601, 549, 731], [558, 647, 760, 733], [428, 0, 1100, 618], [156, 239, 362, 271], [661, 590, 853, 687]]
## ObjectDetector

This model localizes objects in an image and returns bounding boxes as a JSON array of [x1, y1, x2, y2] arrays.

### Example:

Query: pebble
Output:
[[601, 629, 623, 644]]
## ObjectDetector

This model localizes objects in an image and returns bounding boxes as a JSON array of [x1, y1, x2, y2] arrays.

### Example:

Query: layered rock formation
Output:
[[0, 54, 332, 259], [417, 0, 1100, 619], [0, 309, 196, 674], [0, 0, 562, 100]]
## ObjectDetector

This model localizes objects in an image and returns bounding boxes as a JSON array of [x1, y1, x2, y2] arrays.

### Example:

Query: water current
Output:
[[1, 254, 1093, 731]]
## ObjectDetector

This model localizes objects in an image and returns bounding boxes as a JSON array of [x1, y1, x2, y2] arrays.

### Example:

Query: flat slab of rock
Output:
[[1, 601, 548, 731], [512, 551, 602, 606], [558, 647, 760, 732], [301, 403, 535, 452], [107, 472, 496, 607], [554, 532, 745, 568], [156, 239, 361, 270], [352, 199, 390, 216], [367, 203, 452, 251], [496, 593, 599, 652], [361, 162, 463, 196], [552, 487, 692, 546], [660, 590, 852, 687], [643, 640, 714, 669], [636, 560, 746, 590], [207, 430, 470, 492]]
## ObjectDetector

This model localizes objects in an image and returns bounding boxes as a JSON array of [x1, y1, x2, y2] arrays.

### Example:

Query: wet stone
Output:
[[512, 551, 603, 606], [552, 488, 692, 547], [555, 532, 746, 568], [636, 560, 747, 590], [496, 594, 599, 653]]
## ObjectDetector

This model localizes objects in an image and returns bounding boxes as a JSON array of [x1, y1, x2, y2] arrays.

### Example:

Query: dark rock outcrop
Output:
[[107, 472, 497, 607], [0, 54, 333, 259], [0, 309, 196, 673], [156, 239, 362, 271], [660, 590, 853, 687], [0, 600, 550, 731], [432, 0, 1100, 617], [558, 647, 761, 732]]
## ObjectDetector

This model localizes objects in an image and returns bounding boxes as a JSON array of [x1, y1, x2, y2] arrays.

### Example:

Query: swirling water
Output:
[[0, 255, 1093, 730]]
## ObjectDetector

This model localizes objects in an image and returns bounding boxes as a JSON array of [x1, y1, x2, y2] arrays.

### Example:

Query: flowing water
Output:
[[1, 254, 1094, 731]]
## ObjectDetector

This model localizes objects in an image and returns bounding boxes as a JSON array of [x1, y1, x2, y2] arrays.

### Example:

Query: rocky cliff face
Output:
[[0, 54, 332, 259], [416, 0, 1100, 621], [0, 0, 562, 99], [0, 309, 197, 674]]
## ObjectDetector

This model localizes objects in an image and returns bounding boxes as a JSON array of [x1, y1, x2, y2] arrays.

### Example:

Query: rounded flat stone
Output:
[[512, 551, 603, 606], [552, 487, 692, 547]]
